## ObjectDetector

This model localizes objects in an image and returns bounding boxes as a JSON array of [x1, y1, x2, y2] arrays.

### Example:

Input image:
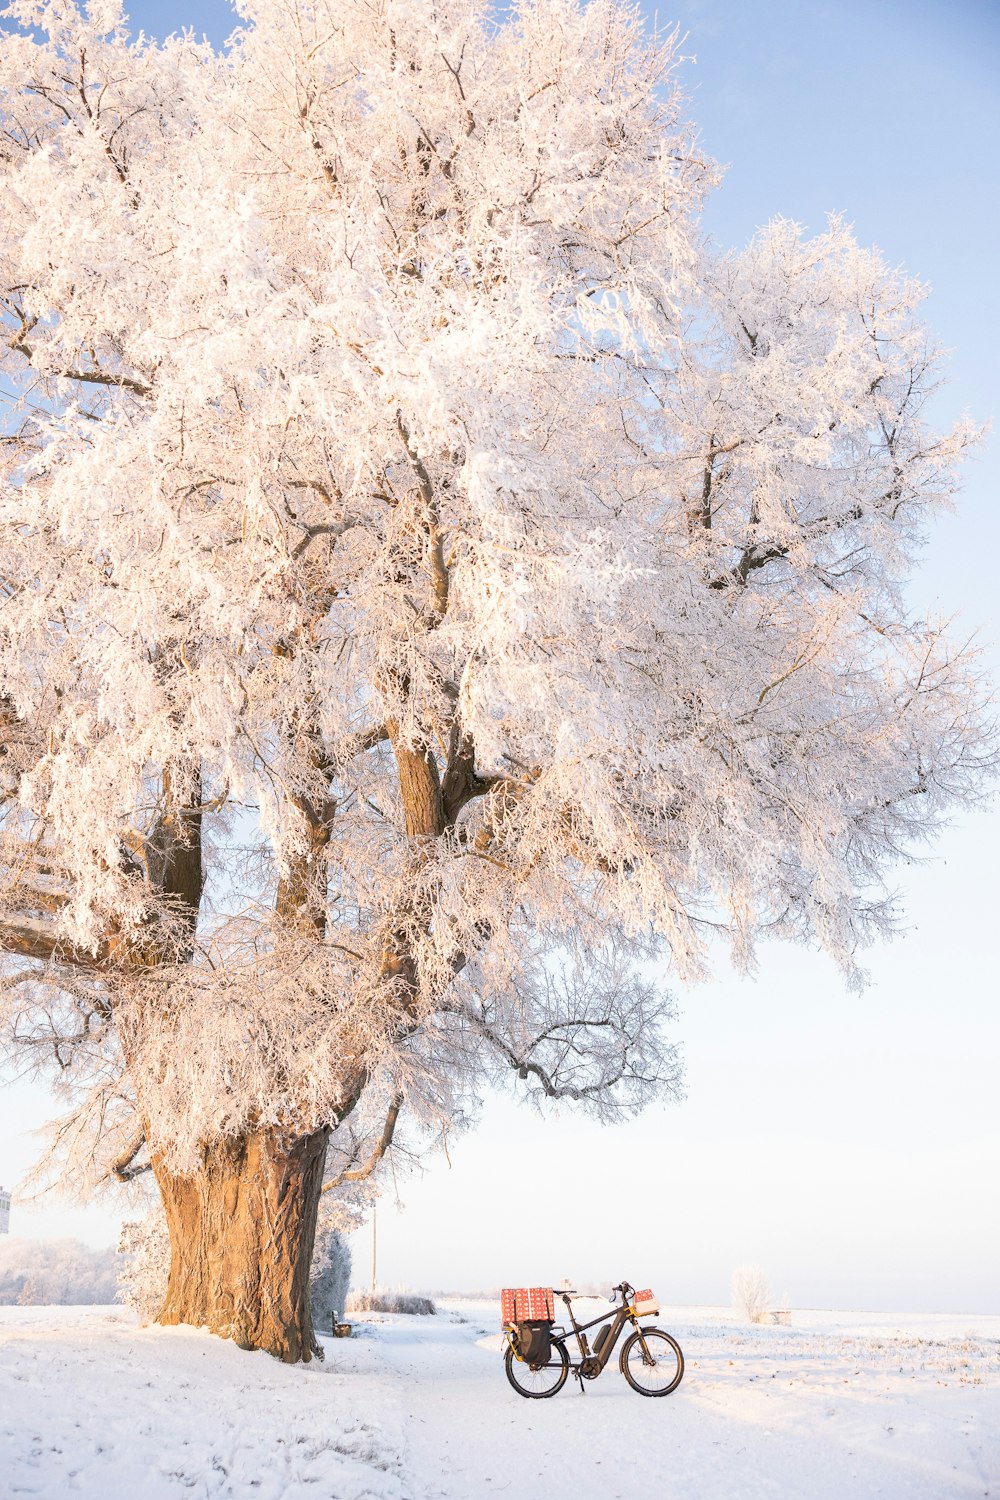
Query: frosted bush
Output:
[[117, 1212, 171, 1324], [347, 1289, 436, 1316], [731, 1265, 773, 1324]]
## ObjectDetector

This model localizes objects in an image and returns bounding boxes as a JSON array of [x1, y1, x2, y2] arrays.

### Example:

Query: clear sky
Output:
[[1, 0, 997, 1314]]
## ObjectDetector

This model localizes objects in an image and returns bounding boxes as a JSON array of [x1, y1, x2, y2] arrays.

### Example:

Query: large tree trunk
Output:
[[153, 1123, 330, 1363]]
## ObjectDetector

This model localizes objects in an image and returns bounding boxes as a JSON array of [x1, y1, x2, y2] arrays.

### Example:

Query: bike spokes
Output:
[[620, 1329, 684, 1396]]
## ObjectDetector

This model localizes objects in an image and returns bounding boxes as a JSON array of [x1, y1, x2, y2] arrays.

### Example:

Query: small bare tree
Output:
[[731, 1265, 773, 1324]]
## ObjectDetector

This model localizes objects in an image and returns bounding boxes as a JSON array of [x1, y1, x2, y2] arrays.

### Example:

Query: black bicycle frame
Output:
[[550, 1294, 648, 1374]]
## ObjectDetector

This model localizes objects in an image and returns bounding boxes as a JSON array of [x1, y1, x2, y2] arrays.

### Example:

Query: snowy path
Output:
[[1, 1302, 998, 1499]]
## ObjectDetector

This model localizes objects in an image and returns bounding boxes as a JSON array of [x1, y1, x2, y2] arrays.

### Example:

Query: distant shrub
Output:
[[117, 1212, 171, 1323], [347, 1288, 436, 1315], [0, 1236, 118, 1305], [731, 1264, 772, 1324], [310, 1224, 352, 1331]]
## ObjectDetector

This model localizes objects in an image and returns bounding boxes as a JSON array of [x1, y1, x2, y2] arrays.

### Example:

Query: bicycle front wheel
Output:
[[619, 1327, 684, 1396], [504, 1339, 569, 1399]]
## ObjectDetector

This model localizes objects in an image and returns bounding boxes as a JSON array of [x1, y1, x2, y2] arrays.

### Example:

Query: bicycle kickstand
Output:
[[572, 1367, 587, 1395]]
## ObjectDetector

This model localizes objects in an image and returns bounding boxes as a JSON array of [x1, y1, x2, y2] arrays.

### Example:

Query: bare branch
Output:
[[109, 1128, 149, 1182], [321, 1095, 403, 1194]]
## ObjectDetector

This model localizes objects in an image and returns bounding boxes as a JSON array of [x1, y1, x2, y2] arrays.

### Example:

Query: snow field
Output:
[[1, 1301, 997, 1499]]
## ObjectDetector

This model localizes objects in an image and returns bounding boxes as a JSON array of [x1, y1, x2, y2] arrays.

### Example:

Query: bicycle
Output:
[[503, 1281, 684, 1399]]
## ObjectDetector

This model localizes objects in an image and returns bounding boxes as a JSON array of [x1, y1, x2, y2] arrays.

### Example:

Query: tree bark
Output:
[[152, 1123, 330, 1363], [390, 727, 445, 838]]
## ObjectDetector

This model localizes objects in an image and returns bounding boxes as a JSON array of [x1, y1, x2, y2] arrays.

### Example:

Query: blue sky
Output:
[[1, 0, 997, 1313]]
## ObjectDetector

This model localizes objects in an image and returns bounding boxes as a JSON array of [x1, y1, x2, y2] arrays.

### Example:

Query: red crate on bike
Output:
[[522, 1287, 555, 1322], [500, 1286, 555, 1327], [632, 1288, 659, 1317]]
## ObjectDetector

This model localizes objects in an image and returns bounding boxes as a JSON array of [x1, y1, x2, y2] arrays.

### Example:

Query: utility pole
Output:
[[370, 1204, 377, 1294]]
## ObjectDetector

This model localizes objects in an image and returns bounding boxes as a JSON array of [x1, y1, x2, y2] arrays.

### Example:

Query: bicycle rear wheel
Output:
[[504, 1338, 569, 1398], [619, 1327, 684, 1396]]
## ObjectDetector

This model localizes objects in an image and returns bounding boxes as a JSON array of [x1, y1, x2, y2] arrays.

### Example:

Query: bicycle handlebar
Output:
[[559, 1281, 635, 1304]]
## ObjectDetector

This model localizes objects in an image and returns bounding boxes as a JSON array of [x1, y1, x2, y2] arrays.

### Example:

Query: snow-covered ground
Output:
[[1, 1299, 998, 1499]]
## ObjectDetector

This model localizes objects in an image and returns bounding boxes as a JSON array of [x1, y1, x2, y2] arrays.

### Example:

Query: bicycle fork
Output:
[[633, 1324, 656, 1365]]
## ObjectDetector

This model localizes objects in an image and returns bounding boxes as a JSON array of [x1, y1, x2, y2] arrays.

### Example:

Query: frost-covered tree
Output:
[[731, 1264, 772, 1325], [0, 1235, 119, 1305], [0, 0, 992, 1362], [310, 1222, 352, 1334], [117, 1210, 171, 1323]]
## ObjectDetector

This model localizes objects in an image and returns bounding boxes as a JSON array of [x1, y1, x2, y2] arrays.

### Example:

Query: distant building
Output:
[[0, 1186, 9, 1234]]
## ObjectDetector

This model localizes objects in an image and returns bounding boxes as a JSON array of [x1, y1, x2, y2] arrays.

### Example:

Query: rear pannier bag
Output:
[[517, 1319, 552, 1365]]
